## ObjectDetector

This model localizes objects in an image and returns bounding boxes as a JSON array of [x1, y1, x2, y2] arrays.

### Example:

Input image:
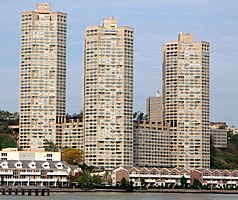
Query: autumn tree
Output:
[[62, 148, 84, 165]]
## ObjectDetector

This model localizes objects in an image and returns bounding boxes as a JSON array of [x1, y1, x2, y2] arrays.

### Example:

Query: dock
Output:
[[0, 186, 50, 196]]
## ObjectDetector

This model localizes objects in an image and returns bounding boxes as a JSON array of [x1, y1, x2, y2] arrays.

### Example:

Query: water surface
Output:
[[1, 192, 238, 200]]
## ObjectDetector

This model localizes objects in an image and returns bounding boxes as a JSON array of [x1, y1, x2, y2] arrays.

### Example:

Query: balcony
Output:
[[20, 171, 41, 175], [47, 171, 68, 176]]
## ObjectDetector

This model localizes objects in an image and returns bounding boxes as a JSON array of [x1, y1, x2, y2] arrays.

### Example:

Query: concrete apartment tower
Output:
[[19, 4, 67, 150], [146, 91, 163, 122], [162, 33, 210, 168], [84, 18, 134, 170]]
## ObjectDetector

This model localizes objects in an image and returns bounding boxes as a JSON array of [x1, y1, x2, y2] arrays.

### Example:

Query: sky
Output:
[[0, 0, 237, 126]]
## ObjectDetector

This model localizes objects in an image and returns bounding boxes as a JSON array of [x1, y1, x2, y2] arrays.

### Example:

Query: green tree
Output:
[[120, 177, 127, 188], [192, 178, 202, 189], [0, 134, 17, 150], [44, 140, 58, 152], [0, 176, 5, 186], [140, 177, 146, 188], [180, 175, 188, 188], [77, 173, 92, 188], [78, 163, 95, 173], [92, 175, 102, 184], [129, 180, 134, 188], [102, 171, 112, 184]]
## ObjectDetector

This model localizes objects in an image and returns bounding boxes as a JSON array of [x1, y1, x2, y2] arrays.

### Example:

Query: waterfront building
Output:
[[83, 18, 134, 170], [112, 166, 238, 189], [0, 160, 70, 187], [19, 4, 67, 150], [146, 91, 163, 122], [0, 148, 61, 161], [133, 120, 170, 167], [162, 33, 210, 168]]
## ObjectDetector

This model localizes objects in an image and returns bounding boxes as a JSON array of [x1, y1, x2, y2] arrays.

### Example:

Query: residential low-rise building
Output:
[[112, 167, 238, 189], [0, 160, 70, 187], [0, 148, 61, 161]]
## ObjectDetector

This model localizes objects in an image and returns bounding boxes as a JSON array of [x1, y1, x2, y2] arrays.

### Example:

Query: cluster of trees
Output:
[[67, 165, 112, 189], [120, 177, 134, 190], [0, 110, 18, 150], [66, 111, 83, 120], [211, 131, 238, 169]]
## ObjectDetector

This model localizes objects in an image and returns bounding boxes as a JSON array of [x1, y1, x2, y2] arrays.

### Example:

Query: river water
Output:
[[1, 192, 238, 200]]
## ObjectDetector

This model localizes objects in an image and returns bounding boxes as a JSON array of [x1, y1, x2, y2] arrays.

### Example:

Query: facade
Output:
[[0, 160, 69, 187], [62, 118, 84, 149], [83, 18, 134, 170], [19, 3, 67, 150], [112, 166, 238, 189], [0, 148, 61, 161], [162, 33, 210, 169], [146, 91, 163, 122], [133, 120, 170, 167], [210, 129, 227, 148]]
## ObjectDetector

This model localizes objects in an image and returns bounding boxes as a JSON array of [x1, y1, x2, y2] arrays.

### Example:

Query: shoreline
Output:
[[49, 188, 238, 194]]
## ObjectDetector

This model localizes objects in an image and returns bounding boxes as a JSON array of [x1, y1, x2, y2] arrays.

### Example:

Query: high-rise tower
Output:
[[162, 33, 210, 168], [19, 4, 67, 150], [146, 91, 163, 123], [83, 18, 134, 170]]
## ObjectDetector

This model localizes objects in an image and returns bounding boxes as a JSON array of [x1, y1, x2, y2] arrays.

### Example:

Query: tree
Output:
[[66, 110, 83, 120], [102, 171, 112, 184], [0, 134, 17, 150], [78, 163, 95, 173], [92, 175, 102, 184], [0, 176, 5, 186], [67, 171, 83, 187], [192, 178, 202, 189], [77, 173, 92, 188], [129, 180, 134, 188], [120, 177, 127, 188], [140, 177, 146, 188], [180, 175, 188, 188], [44, 140, 58, 152], [62, 148, 83, 165]]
